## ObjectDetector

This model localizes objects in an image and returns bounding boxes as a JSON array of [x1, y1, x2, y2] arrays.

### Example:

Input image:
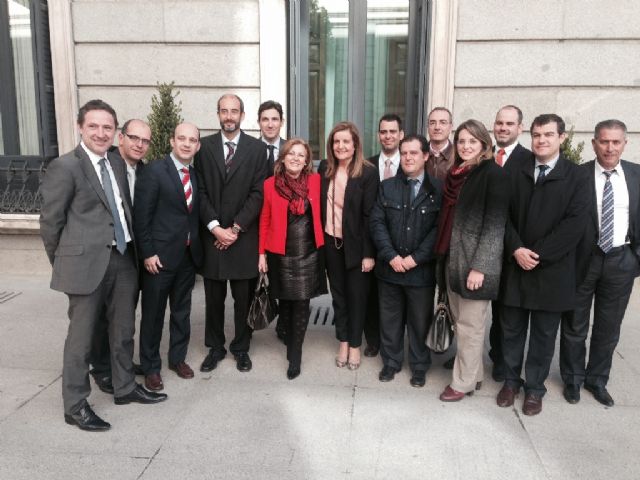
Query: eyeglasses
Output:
[[123, 133, 151, 146]]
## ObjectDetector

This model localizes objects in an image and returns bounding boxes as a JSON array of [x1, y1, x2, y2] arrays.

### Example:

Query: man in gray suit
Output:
[[40, 100, 167, 432]]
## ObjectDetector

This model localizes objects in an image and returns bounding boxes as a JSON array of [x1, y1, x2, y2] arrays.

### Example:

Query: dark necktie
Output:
[[98, 158, 127, 254], [536, 164, 549, 186], [267, 145, 276, 168], [225, 141, 236, 172], [408, 178, 418, 202], [598, 170, 615, 253]]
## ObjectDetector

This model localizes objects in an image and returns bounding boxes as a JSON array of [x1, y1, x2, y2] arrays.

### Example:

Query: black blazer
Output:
[[575, 159, 640, 283], [134, 155, 203, 271], [194, 131, 268, 279], [502, 143, 532, 174], [319, 160, 379, 270], [501, 155, 590, 311]]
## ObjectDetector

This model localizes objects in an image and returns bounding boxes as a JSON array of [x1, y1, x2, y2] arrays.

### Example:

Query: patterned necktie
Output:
[[98, 158, 127, 254], [496, 148, 505, 167], [536, 164, 549, 186], [225, 141, 236, 172], [598, 170, 615, 253], [267, 145, 276, 167], [181, 167, 192, 212], [383, 158, 393, 179]]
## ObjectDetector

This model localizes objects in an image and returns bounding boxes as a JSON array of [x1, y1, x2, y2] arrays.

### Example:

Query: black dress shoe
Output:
[[91, 373, 114, 395], [563, 384, 581, 404], [491, 363, 505, 383], [133, 363, 144, 376], [364, 345, 379, 357], [443, 357, 455, 370], [234, 353, 252, 372], [378, 365, 398, 382], [200, 350, 225, 372], [114, 384, 168, 405], [410, 370, 426, 388], [64, 405, 111, 431], [287, 364, 301, 380], [584, 384, 614, 407]]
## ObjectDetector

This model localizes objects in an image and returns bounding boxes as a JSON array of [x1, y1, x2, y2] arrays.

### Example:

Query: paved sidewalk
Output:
[[1, 273, 639, 479]]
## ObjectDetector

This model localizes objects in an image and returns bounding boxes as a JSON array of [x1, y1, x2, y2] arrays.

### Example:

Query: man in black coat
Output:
[[489, 105, 533, 382], [195, 94, 269, 373], [89, 118, 150, 394], [258, 100, 286, 176], [498, 114, 589, 416], [134, 123, 204, 391], [560, 119, 640, 407], [370, 135, 442, 387], [364, 113, 405, 357]]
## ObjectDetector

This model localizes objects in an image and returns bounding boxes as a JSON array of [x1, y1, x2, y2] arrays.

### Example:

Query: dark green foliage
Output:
[[146, 82, 183, 162], [561, 126, 585, 164]]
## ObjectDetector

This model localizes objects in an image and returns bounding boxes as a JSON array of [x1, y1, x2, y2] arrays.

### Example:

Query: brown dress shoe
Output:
[[169, 362, 194, 379], [144, 373, 164, 391], [439, 385, 472, 402], [496, 385, 519, 407], [522, 393, 543, 416]]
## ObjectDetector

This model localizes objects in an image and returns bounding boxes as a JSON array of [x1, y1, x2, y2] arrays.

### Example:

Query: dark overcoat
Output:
[[447, 160, 509, 300], [194, 131, 268, 280], [501, 155, 590, 311]]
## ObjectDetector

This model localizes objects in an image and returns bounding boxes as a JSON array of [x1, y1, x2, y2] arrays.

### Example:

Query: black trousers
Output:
[[139, 250, 196, 374], [501, 305, 560, 396], [363, 275, 380, 349], [203, 277, 255, 356], [279, 299, 310, 368], [488, 300, 503, 366], [560, 245, 637, 387], [324, 235, 370, 348], [378, 281, 433, 372], [63, 248, 137, 414]]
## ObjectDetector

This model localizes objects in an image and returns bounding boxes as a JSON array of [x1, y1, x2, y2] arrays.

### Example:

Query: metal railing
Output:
[[0, 160, 45, 214]]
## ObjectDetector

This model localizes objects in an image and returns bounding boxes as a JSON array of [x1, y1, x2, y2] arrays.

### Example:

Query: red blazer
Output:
[[259, 173, 324, 255]]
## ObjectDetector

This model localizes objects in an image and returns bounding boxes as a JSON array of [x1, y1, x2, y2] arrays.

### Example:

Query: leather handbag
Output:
[[247, 272, 279, 330], [426, 288, 454, 353]]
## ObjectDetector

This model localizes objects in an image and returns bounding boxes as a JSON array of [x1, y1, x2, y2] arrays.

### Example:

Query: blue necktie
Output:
[[536, 164, 549, 186], [598, 170, 615, 253], [98, 158, 127, 254], [408, 178, 418, 202]]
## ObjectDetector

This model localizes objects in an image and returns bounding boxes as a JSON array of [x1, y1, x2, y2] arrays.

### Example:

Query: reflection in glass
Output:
[[364, 1, 409, 158], [9, 0, 39, 155], [309, 0, 349, 160], [0, 112, 4, 154]]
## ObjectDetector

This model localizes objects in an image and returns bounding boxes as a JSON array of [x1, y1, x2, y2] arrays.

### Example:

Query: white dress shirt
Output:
[[595, 161, 629, 247], [378, 150, 400, 180], [534, 155, 559, 183], [494, 141, 519, 167]]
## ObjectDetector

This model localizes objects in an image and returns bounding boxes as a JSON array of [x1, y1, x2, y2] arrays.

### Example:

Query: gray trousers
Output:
[[62, 248, 138, 414]]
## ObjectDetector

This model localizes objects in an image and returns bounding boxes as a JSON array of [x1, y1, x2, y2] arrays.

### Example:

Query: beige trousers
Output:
[[446, 269, 490, 393]]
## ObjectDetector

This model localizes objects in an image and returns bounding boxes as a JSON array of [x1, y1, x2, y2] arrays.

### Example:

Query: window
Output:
[[0, 0, 56, 213], [289, 0, 429, 159]]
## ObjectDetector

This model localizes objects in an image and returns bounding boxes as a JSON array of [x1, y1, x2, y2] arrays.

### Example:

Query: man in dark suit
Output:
[[195, 94, 269, 373], [258, 100, 286, 176], [489, 105, 532, 382], [89, 118, 150, 394], [364, 113, 405, 357], [560, 119, 639, 407], [498, 113, 589, 416], [135, 123, 204, 391], [40, 100, 167, 432], [425, 107, 455, 182]]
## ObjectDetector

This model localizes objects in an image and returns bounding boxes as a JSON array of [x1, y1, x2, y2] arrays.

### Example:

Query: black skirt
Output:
[[267, 201, 327, 300]]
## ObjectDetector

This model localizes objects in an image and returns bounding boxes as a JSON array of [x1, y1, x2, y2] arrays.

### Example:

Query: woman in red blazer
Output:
[[258, 138, 327, 380]]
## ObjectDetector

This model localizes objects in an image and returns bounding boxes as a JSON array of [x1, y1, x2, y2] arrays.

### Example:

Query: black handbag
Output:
[[247, 272, 279, 330], [426, 289, 454, 353]]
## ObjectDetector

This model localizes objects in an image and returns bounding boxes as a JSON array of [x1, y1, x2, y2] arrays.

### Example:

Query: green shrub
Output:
[[146, 82, 183, 162]]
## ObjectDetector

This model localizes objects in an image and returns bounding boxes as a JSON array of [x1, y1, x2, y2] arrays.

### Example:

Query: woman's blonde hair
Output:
[[273, 138, 313, 177]]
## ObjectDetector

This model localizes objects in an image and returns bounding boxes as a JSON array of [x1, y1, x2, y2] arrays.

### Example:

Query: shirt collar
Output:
[[261, 137, 280, 148], [595, 159, 621, 175], [379, 150, 400, 165], [495, 141, 518, 157], [429, 140, 451, 156], [535, 154, 560, 171], [170, 152, 192, 170], [81, 141, 109, 166], [222, 131, 241, 147]]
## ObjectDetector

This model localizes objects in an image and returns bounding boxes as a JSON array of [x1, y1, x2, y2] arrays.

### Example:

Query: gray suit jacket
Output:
[[40, 144, 135, 295]]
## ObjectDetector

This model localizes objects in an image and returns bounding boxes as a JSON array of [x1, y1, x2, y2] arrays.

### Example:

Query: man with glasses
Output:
[[195, 94, 269, 373], [425, 107, 455, 181], [89, 119, 151, 394]]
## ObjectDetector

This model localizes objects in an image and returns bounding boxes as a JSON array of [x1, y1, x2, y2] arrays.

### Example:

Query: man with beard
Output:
[[195, 94, 269, 373]]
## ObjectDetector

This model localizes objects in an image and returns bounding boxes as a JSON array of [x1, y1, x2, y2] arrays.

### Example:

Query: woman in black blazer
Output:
[[319, 122, 379, 370]]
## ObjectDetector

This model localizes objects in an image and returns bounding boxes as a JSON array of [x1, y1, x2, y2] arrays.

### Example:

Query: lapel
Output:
[[76, 145, 110, 210], [211, 132, 227, 178], [164, 155, 190, 213], [225, 131, 246, 182], [541, 156, 568, 183], [621, 160, 639, 237], [584, 161, 599, 230], [108, 154, 134, 226]]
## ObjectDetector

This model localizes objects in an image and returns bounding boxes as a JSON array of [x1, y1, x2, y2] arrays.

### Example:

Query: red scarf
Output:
[[434, 163, 474, 255], [275, 172, 308, 215]]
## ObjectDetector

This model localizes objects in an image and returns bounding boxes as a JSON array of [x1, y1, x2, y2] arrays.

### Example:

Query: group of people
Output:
[[39, 92, 636, 432]]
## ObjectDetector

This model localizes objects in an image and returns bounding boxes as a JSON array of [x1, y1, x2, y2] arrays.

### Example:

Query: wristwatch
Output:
[[231, 224, 241, 234]]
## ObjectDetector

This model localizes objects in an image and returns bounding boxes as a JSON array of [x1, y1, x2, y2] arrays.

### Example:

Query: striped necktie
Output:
[[598, 170, 615, 253], [181, 167, 192, 211]]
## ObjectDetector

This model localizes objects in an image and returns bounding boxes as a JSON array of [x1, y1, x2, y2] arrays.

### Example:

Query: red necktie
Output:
[[181, 167, 192, 212], [496, 148, 505, 167]]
